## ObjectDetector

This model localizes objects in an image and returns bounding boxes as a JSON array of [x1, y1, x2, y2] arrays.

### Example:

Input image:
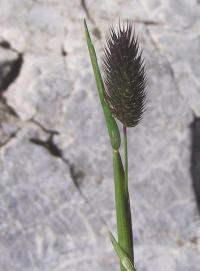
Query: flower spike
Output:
[[103, 21, 146, 127]]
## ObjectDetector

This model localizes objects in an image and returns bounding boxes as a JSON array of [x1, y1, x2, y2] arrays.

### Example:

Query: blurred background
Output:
[[0, 0, 200, 270]]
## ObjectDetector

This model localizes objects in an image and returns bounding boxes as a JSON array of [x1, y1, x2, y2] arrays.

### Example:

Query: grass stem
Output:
[[123, 125, 128, 197]]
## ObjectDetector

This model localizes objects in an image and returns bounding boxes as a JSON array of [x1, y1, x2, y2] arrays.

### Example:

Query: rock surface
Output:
[[0, 0, 200, 271]]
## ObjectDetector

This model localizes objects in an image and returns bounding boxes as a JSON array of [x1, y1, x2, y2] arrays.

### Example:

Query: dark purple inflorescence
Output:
[[103, 21, 146, 127]]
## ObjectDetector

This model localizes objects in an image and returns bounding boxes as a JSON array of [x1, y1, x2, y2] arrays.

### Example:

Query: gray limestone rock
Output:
[[0, 0, 199, 271]]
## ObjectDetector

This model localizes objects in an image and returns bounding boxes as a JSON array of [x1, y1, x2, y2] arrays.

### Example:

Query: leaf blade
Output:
[[84, 19, 121, 150], [109, 231, 136, 271]]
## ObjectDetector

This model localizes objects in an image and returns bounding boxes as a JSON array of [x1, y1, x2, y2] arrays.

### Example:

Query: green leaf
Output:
[[109, 231, 136, 271], [84, 19, 121, 150]]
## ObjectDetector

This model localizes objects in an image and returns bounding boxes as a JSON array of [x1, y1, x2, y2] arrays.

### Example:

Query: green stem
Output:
[[123, 125, 134, 262], [113, 150, 133, 271], [123, 125, 128, 197]]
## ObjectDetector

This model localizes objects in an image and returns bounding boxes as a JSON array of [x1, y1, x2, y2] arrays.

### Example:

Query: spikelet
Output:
[[103, 21, 146, 127]]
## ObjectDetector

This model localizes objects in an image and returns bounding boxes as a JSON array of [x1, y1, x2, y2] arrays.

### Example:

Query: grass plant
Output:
[[84, 19, 146, 271]]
